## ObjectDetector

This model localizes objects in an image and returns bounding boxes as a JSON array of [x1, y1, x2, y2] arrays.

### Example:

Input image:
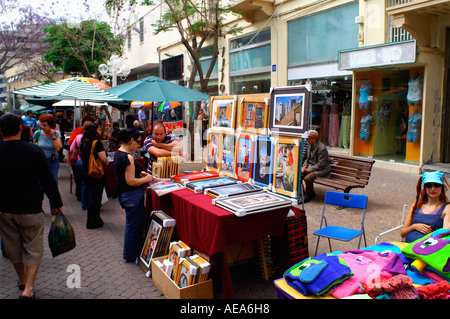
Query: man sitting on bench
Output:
[[300, 130, 331, 203]]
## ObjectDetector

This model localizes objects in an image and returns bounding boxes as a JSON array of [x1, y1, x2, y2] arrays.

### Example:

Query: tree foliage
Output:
[[43, 20, 124, 77], [105, 0, 242, 92], [0, 2, 53, 75]]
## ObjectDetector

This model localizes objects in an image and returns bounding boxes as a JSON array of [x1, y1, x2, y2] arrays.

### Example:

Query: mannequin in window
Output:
[[360, 112, 373, 141], [407, 72, 423, 106], [359, 80, 372, 109], [407, 109, 422, 143]]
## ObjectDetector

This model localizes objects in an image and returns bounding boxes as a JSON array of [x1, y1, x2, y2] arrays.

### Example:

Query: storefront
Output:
[[352, 66, 423, 165], [338, 39, 424, 170]]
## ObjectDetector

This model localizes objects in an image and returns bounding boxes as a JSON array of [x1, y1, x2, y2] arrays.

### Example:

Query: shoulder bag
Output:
[[88, 140, 104, 179]]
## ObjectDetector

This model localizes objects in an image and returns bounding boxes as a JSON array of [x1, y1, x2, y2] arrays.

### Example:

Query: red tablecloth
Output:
[[147, 188, 289, 298]]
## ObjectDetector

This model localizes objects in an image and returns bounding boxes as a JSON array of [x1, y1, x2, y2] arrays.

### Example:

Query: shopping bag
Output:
[[48, 210, 76, 257]]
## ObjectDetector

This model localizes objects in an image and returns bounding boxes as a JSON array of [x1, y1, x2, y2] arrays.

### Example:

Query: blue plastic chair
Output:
[[313, 191, 368, 256]]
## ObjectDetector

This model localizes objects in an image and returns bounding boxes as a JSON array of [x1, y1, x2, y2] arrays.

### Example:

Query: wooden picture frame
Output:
[[139, 219, 163, 272], [209, 95, 237, 133], [206, 132, 221, 172], [269, 86, 309, 136], [252, 136, 274, 189], [219, 133, 236, 178], [235, 133, 255, 182], [236, 93, 270, 135], [272, 136, 301, 198]]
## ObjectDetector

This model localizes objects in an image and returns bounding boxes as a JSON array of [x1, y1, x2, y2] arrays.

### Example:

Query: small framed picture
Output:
[[236, 93, 270, 135], [272, 136, 301, 198], [219, 134, 236, 178], [206, 132, 221, 172], [252, 136, 274, 189], [209, 95, 237, 133], [235, 134, 255, 182], [269, 86, 309, 136], [139, 220, 163, 272]]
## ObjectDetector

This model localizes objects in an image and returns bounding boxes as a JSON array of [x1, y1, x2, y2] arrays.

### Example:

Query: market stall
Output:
[[146, 187, 291, 299]]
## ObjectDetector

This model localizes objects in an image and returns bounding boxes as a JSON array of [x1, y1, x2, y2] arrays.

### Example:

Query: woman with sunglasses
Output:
[[114, 128, 154, 262], [401, 171, 450, 242]]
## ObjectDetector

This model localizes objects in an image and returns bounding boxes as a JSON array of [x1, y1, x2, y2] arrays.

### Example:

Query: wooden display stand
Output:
[[151, 256, 213, 299]]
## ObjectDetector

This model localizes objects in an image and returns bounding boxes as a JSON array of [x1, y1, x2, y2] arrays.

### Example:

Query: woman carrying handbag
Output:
[[79, 123, 108, 229]]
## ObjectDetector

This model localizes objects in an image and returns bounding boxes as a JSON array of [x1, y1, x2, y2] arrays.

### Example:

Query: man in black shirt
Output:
[[0, 113, 63, 299]]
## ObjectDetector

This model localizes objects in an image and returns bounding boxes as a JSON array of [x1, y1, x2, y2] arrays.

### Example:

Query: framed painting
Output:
[[272, 136, 301, 198], [235, 134, 255, 182], [252, 136, 274, 189], [236, 93, 270, 135], [139, 219, 163, 273], [185, 177, 237, 193], [206, 132, 221, 172], [212, 190, 294, 217], [206, 182, 263, 198], [209, 95, 237, 133], [269, 86, 309, 136], [219, 133, 236, 178]]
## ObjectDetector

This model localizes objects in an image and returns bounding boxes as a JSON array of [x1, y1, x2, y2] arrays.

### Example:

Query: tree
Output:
[[106, 0, 242, 155], [43, 20, 124, 77], [0, 1, 54, 75]]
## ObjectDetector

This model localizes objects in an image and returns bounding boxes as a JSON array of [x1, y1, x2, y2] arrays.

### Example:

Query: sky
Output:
[[13, 0, 110, 23]]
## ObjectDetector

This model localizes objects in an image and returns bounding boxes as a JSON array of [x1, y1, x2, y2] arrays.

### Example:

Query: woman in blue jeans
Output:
[[114, 128, 154, 262], [34, 113, 62, 210]]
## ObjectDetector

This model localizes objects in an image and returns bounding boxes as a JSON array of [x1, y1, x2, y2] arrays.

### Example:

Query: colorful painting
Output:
[[235, 134, 255, 182], [269, 86, 309, 135], [140, 220, 163, 269], [210, 96, 237, 133], [252, 136, 274, 188], [220, 134, 236, 178], [273, 137, 300, 198], [206, 132, 221, 171]]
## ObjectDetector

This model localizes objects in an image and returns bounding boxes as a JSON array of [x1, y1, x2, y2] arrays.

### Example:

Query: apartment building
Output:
[[120, 0, 450, 173]]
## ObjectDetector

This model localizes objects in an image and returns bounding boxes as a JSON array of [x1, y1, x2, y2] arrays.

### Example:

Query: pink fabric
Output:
[[330, 250, 406, 298]]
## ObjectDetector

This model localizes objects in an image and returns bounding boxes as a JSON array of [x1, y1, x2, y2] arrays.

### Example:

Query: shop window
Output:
[[230, 29, 271, 72], [288, 2, 359, 66], [230, 73, 271, 95], [289, 76, 353, 151], [354, 67, 424, 164], [162, 55, 184, 81]]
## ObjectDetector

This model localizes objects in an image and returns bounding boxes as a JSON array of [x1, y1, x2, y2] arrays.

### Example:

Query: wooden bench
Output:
[[313, 154, 375, 193]]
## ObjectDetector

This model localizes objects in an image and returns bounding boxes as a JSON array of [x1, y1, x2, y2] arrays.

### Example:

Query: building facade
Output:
[[120, 0, 450, 173]]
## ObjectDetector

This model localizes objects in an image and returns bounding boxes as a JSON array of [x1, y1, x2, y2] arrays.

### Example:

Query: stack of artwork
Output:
[[206, 86, 310, 202], [156, 241, 211, 288], [139, 210, 176, 276]]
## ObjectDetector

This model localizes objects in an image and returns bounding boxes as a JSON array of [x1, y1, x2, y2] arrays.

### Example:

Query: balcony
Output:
[[386, 0, 450, 46], [230, 0, 274, 23]]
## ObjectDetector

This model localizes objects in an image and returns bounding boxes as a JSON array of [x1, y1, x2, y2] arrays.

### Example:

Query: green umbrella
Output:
[[106, 76, 209, 132], [105, 76, 209, 102]]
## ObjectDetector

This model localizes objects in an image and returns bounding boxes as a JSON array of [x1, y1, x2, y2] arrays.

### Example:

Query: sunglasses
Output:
[[424, 183, 442, 188]]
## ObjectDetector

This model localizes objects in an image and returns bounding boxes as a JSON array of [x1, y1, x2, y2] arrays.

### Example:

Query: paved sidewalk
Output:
[[0, 161, 421, 299]]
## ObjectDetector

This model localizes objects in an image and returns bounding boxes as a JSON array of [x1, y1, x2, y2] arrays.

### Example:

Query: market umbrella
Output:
[[131, 101, 153, 108], [105, 76, 209, 102], [13, 77, 123, 102], [59, 77, 111, 90], [105, 76, 209, 131], [158, 101, 181, 112], [13, 77, 124, 129]]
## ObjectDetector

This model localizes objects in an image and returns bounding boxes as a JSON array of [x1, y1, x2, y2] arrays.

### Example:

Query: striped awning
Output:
[[13, 77, 123, 102]]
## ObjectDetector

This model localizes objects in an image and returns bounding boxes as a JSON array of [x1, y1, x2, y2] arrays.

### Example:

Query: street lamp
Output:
[[99, 55, 131, 87]]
